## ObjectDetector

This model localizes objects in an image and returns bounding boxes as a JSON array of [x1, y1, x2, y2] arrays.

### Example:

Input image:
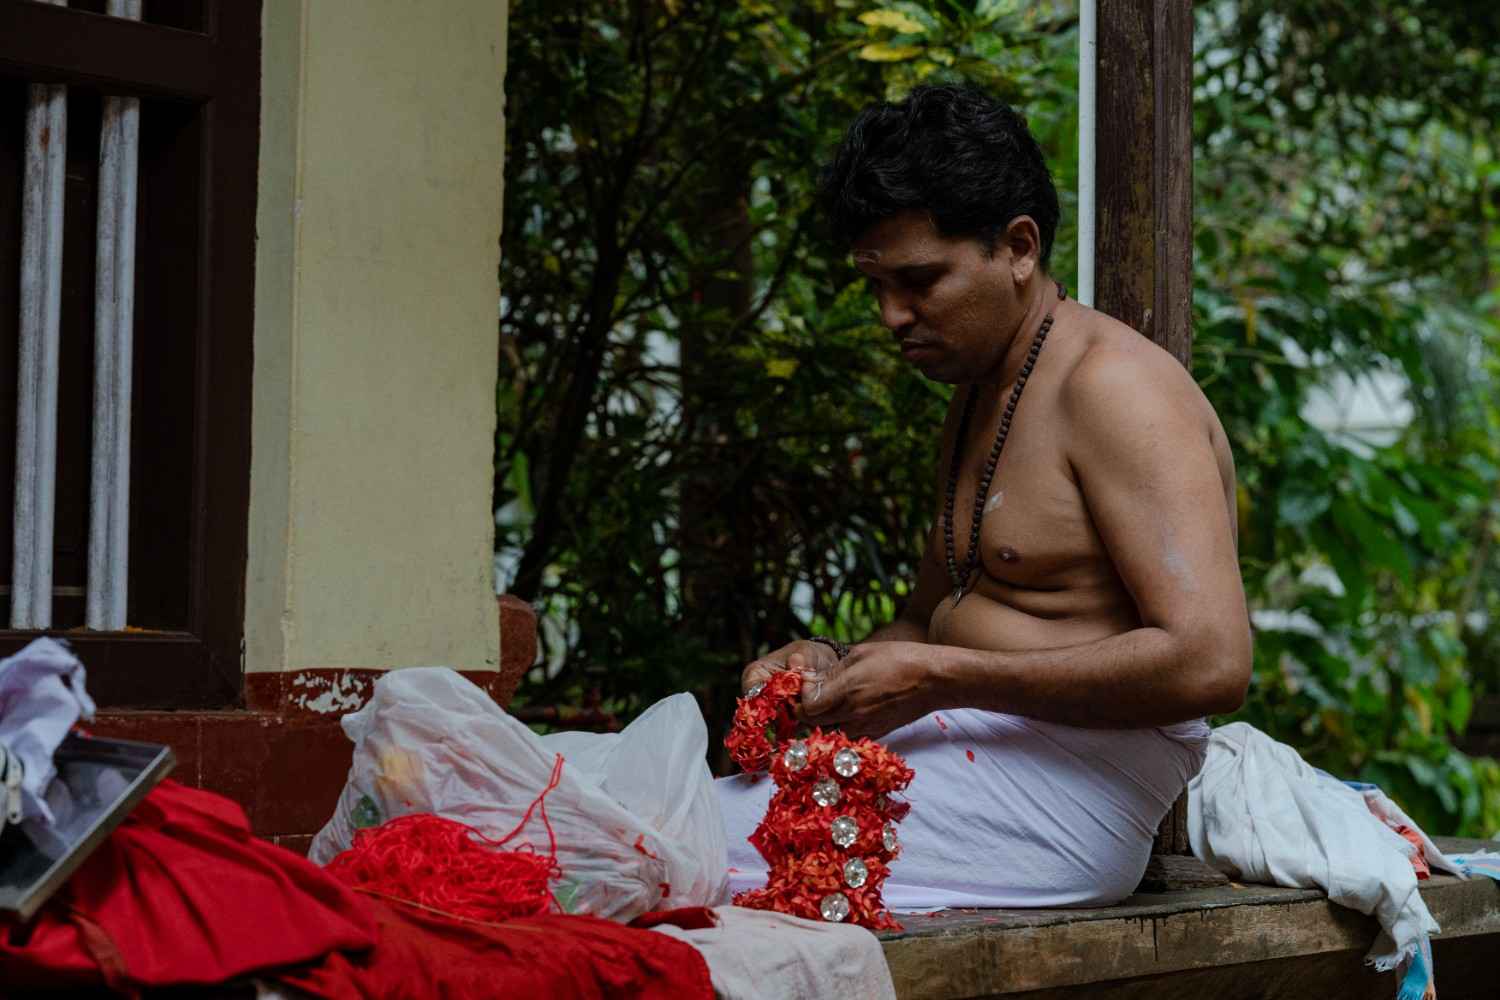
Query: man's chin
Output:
[[909, 359, 963, 384]]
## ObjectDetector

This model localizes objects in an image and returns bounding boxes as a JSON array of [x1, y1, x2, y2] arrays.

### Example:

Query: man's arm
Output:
[[804, 346, 1252, 735], [935, 348, 1251, 726]]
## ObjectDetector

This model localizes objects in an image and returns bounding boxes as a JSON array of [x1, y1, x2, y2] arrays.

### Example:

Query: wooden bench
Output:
[[878, 836, 1500, 1000]]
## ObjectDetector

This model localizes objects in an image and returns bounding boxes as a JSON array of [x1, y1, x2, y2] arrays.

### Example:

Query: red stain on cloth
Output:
[[934, 714, 948, 732], [1396, 826, 1431, 880], [965, 750, 975, 762]]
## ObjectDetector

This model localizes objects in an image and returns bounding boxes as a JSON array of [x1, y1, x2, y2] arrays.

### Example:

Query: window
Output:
[[0, 0, 260, 706]]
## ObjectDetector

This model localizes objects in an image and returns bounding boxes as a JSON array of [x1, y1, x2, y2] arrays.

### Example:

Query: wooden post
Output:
[[1096, 0, 1227, 892], [1096, 0, 1194, 367]]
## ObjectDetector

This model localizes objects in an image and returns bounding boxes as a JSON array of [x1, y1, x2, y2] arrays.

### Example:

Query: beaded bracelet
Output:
[[808, 635, 850, 661]]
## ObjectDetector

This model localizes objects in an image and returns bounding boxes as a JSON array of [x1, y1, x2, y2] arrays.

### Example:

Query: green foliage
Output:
[[498, 0, 1500, 832], [1194, 0, 1500, 834], [498, 0, 1077, 744]]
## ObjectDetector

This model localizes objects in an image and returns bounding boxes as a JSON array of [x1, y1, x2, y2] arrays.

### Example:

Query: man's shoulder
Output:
[[1056, 308, 1201, 421]]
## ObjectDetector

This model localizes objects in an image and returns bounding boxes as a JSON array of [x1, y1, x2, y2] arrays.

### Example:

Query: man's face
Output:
[[852, 211, 1023, 384]]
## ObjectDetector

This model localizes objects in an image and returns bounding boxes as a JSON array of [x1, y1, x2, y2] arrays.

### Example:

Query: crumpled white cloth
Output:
[[646, 905, 897, 1000], [0, 638, 96, 826], [1187, 722, 1439, 971]]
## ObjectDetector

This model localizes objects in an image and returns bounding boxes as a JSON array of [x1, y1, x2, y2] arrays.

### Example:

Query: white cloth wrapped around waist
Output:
[[719, 707, 1209, 909]]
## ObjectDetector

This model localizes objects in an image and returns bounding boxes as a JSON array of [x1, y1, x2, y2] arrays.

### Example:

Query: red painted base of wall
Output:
[[87, 597, 538, 851]]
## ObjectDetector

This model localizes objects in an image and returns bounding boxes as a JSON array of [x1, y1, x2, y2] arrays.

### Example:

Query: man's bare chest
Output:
[[938, 420, 1114, 596]]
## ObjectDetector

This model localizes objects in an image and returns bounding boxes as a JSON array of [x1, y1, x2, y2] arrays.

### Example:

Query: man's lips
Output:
[[900, 338, 939, 360]]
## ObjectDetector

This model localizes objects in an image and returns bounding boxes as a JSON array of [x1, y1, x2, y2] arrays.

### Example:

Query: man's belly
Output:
[[927, 581, 1141, 651]]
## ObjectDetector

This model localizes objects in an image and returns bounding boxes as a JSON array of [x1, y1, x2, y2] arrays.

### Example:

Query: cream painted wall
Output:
[[247, 0, 508, 673]]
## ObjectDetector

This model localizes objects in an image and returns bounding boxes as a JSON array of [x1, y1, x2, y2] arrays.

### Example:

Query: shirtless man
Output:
[[719, 84, 1252, 907]]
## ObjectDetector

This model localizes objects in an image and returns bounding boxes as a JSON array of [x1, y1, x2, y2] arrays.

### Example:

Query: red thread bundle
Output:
[[325, 754, 565, 923]]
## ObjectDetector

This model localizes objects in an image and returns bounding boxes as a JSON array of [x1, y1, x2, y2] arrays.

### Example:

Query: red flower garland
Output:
[[726, 671, 914, 930], [725, 670, 803, 773]]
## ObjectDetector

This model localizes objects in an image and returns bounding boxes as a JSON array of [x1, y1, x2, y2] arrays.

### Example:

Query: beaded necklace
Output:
[[943, 283, 1065, 606]]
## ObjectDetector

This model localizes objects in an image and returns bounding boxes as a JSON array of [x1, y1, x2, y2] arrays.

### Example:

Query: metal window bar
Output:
[[11, 1, 68, 629], [86, 0, 143, 630]]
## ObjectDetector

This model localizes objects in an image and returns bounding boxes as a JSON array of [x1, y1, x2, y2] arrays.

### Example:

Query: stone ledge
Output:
[[879, 837, 1500, 999]]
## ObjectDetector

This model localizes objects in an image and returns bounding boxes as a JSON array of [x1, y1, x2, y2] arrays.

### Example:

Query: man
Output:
[[718, 85, 1252, 907]]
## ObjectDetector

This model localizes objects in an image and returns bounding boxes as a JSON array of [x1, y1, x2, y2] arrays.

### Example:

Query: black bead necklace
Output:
[[943, 284, 1064, 606]]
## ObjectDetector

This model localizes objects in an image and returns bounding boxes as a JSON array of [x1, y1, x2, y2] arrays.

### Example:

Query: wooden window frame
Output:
[[0, 0, 260, 708]]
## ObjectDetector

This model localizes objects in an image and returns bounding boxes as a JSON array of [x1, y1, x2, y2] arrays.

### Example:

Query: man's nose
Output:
[[878, 291, 915, 332]]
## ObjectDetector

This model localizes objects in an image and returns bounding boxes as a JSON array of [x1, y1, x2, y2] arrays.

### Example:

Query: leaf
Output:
[[858, 10, 926, 33], [765, 358, 799, 379], [1330, 497, 1413, 587], [974, 0, 1020, 19], [1312, 522, 1369, 610], [1448, 685, 1473, 735], [1278, 478, 1330, 526], [858, 42, 924, 62], [1388, 498, 1419, 537]]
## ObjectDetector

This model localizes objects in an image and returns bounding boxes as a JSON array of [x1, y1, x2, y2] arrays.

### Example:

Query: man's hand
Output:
[[798, 641, 938, 740], [741, 639, 841, 696]]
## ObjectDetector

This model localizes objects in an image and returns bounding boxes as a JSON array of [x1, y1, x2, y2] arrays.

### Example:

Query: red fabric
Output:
[[277, 896, 714, 1000], [0, 780, 377, 991], [1396, 825, 1431, 880], [628, 906, 719, 931]]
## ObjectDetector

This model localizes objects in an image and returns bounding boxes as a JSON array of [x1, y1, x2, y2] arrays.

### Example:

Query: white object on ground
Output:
[[310, 667, 729, 922], [1187, 722, 1438, 971], [647, 905, 897, 1000], [0, 638, 97, 825], [720, 708, 1208, 908]]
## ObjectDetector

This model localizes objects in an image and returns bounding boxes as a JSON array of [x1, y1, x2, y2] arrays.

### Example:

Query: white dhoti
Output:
[[718, 708, 1209, 908]]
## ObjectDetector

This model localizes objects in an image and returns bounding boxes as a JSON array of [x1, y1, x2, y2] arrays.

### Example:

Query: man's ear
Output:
[[1003, 215, 1042, 284]]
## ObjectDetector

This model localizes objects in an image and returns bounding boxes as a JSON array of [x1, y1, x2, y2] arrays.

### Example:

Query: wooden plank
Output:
[[1151, 0, 1194, 367], [879, 838, 1500, 1000], [1095, 0, 1193, 365], [191, 0, 263, 702], [1096, 0, 1200, 875], [0, 631, 231, 706], [1003, 936, 1493, 1000], [1135, 852, 1230, 893], [1094, 0, 1154, 351], [0, 1, 218, 99]]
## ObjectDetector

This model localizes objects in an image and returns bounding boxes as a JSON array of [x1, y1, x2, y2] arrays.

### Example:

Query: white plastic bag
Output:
[[309, 667, 729, 922]]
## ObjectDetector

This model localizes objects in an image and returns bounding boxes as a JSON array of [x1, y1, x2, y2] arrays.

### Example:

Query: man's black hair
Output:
[[819, 84, 1061, 264]]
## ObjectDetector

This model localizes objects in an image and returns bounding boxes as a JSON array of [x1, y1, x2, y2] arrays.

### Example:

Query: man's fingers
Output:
[[741, 660, 777, 694], [798, 671, 842, 720]]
